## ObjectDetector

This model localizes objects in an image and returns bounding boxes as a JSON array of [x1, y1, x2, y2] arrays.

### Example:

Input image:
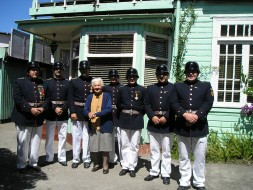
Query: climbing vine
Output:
[[172, 3, 198, 82]]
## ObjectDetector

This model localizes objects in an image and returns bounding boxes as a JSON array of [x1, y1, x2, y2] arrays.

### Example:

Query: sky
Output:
[[0, 1, 31, 33]]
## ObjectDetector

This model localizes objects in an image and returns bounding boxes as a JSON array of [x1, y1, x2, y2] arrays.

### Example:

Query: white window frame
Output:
[[211, 17, 253, 108]]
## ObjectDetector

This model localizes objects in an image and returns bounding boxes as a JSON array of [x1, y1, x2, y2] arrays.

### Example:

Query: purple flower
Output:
[[241, 104, 253, 116]]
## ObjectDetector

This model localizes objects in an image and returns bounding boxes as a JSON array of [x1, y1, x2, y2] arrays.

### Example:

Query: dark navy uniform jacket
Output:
[[44, 78, 69, 121], [103, 82, 123, 126], [11, 77, 48, 127], [174, 80, 214, 137], [68, 76, 92, 121], [116, 83, 146, 130], [144, 81, 177, 134]]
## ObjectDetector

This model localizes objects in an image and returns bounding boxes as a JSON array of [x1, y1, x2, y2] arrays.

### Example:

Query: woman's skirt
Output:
[[90, 130, 113, 152]]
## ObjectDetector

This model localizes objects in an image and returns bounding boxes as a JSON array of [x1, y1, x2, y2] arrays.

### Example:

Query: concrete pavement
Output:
[[0, 122, 252, 190]]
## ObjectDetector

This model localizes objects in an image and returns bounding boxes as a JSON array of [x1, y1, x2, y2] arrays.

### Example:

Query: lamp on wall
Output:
[[50, 33, 58, 55]]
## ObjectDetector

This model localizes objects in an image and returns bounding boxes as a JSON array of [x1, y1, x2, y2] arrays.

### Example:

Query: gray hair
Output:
[[91, 77, 104, 87]]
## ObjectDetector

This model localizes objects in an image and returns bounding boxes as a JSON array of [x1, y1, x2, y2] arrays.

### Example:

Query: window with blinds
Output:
[[248, 45, 253, 102], [84, 34, 134, 85], [213, 18, 253, 106], [144, 35, 169, 87], [218, 44, 242, 103], [88, 57, 132, 85], [89, 34, 133, 54]]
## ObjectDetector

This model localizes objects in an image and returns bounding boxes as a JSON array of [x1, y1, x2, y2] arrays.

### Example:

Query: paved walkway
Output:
[[0, 122, 252, 190]]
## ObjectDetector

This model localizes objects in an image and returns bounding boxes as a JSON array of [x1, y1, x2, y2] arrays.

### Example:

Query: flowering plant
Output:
[[241, 103, 253, 117]]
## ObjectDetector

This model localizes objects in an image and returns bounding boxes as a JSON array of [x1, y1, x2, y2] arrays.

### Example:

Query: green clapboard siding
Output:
[[0, 49, 27, 121]]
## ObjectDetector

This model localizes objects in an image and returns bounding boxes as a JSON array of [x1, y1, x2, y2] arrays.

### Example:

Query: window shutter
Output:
[[89, 35, 133, 54], [88, 57, 132, 85], [146, 36, 168, 58], [144, 35, 169, 87]]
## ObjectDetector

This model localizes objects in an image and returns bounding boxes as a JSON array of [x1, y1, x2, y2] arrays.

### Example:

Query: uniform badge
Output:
[[135, 91, 139, 100], [38, 85, 45, 101]]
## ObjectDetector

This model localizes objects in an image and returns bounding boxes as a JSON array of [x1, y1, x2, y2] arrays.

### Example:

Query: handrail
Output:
[[34, 0, 164, 7]]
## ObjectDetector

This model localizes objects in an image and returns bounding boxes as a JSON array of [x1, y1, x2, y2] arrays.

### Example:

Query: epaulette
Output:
[[46, 78, 52, 80], [18, 77, 25, 79]]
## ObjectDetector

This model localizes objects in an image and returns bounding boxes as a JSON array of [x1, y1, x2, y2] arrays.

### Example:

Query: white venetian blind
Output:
[[88, 57, 132, 85]]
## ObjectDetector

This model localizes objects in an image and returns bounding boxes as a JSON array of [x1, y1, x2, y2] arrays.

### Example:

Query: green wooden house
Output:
[[15, 0, 253, 140]]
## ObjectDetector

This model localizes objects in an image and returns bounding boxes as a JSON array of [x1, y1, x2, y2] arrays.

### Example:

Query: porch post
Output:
[[173, 0, 181, 58], [28, 34, 35, 62]]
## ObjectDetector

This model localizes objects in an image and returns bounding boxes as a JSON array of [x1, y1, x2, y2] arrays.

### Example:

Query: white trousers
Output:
[[178, 135, 207, 187], [16, 125, 42, 169], [109, 126, 122, 163], [72, 120, 91, 163], [148, 131, 173, 177], [45, 120, 67, 162], [120, 128, 141, 171]]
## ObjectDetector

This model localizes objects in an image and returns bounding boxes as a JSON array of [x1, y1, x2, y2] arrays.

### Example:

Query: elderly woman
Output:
[[84, 77, 113, 174]]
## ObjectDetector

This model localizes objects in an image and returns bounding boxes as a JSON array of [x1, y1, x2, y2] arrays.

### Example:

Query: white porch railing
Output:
[[33, 0, 163, 9]]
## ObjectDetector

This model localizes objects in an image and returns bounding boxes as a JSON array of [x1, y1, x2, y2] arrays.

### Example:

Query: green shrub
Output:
[[170, 130, 253, 165], [171, 134, 179, 160], [206, 130, 225, 163], [220, 131, 253, 164]]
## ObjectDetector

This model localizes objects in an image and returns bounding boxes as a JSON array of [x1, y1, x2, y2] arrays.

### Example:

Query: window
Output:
[[144, 34, 170, 87], [86, 33, 134, 84], [212, 18, 253, 107]]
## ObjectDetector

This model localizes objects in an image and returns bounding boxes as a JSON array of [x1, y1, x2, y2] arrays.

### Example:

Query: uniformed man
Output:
[[174, 61, 214, 190], [68, 60, 92, 169], [42, 62, 69, 167], [144, 64, 178, 185], [11, 61, 47, 173], [116, 68, 146, 178], [103, 69, 123, 165]]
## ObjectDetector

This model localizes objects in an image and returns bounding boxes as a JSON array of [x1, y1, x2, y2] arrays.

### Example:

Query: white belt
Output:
[[153, 111, 168, 115], [186, 110, 197, 114], [28, 102, 43, 107], [122, 109, 140, 115], [51, 101, 66, 105], [74, 101, 85, 106]]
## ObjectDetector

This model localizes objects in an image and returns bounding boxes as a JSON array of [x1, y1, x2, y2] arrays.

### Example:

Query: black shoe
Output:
[[72, 163, 79, 169], [177, 186, 191, 190], [103, 169, 109, 174], [109, 162, 117, 168], [119, 169, 128, 176], [41, 161, 53, 167], [162, 177, 170, 185], [91, 165, 101, 172], [144, 175, 159, 181], [83, 162, 90, 169], [129, 170, 136, 178], [196, 187, 205, 190], [28, 165, 41, 172], [59, 161, 67, 166]]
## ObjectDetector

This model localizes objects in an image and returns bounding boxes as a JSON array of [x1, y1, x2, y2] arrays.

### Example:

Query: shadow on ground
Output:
[[38, 149, 73, 166], [0, 148, 48, 190], [135, 156, 180, 183]]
